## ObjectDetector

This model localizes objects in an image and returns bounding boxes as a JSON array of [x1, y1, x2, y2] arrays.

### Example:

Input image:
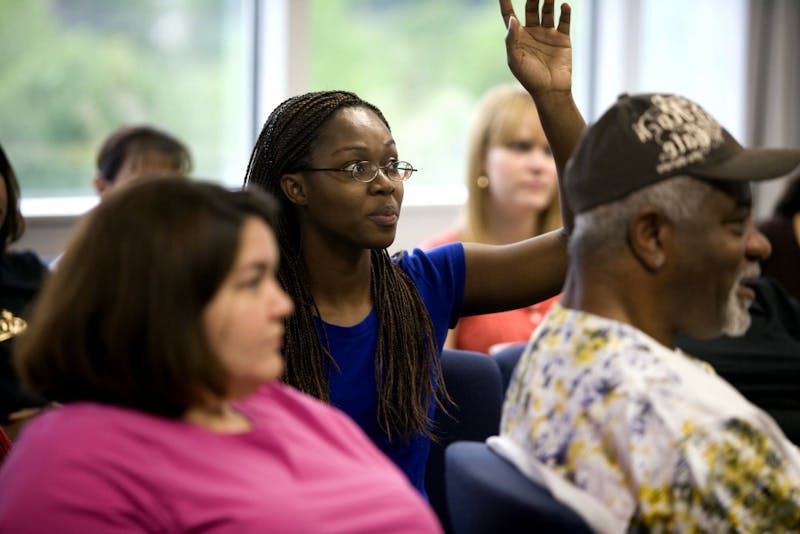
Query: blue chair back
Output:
[[425, 349, 504, 534], [493, 342, 526, 393], [445, 441, 594, 534]]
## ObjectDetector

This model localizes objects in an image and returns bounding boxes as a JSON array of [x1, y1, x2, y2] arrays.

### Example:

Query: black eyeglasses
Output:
[[298, 160, 417, 183]]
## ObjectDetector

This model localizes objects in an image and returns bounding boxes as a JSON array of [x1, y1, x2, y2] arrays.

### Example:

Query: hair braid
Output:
[[243, 91, 448, 440]]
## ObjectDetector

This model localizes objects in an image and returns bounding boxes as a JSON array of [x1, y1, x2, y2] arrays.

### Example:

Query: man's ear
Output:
[[280, 173, 308, 206], [628, 208, 670, 271], [93, 175, 110, 197]]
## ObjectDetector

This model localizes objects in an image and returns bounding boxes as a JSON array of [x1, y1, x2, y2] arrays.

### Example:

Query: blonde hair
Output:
[[462, 84, 561, 244]]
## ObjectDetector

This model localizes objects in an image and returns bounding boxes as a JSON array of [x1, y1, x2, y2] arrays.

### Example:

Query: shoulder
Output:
[[0, 250, 47, 288], [0, 404, 175, 529], [392, 244, 466, 325], [392, 243, 465, 282], [7, 403, 171, 465]]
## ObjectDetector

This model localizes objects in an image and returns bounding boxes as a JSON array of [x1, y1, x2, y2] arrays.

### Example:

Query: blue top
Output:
[[317, 244, 466, 495]]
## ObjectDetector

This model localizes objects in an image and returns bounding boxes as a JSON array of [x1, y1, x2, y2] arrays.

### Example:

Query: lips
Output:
[[735, 265, 761, 304], [736, 284, 756, 304], [368, 206, 399, 226]]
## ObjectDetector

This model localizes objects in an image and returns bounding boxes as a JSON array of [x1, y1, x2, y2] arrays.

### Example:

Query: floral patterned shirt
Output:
[[500, 303, 800, 533]]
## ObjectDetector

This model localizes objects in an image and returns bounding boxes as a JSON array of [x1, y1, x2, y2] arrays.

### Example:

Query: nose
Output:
[[271, 283, 294, 319], [526, 146, 551, 170], [745, 225, 772, 262], [368, 168, 397, 195]]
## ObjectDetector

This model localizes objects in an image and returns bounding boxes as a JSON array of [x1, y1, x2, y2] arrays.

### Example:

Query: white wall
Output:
[[14, 203, 462, 261], [390, 203, 460, 255]]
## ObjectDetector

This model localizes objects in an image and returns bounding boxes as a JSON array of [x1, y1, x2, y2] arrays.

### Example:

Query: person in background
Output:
[[0, 177, 442, 533], [242, 0, 584, 496], [420, 84, 562, 354], [0, 142, 48, 440], [49, 124, 193, 270], [493, 87, 800, 530], [758, 175, 800, 300], [92, 124, 192, 197]]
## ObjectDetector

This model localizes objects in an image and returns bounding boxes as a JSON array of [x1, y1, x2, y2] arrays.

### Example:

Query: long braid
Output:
[[244, 90, 448, 441], [373, 249, 447, 441]]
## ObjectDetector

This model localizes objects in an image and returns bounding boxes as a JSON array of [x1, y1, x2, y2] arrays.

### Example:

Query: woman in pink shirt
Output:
[[0, 177, 441, 534]]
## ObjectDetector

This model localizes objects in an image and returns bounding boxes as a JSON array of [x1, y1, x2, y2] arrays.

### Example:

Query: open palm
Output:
[[499, 0, 573, 95]]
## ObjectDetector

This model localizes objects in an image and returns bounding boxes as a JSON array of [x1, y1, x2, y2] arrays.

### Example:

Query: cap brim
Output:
[[689, 148, 800, 182]]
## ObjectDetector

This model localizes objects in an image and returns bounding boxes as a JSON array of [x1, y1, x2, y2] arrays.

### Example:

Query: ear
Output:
[[93, 175, 110, 197], [628, 208, 670, 272], [280, 173, 308, 206]]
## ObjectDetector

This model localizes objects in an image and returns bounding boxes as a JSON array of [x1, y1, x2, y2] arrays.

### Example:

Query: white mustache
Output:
[[738, 262, 761, 283]]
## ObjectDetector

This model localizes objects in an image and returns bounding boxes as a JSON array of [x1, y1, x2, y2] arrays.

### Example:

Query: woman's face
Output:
[[202, 217, 294, 400], [483, 111, 558, 214], [292, 106, 404, 251]]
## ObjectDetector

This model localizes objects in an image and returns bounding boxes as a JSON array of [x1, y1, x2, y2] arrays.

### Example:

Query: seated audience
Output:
[[757, 175, 800, 300], [0, 178, 441, 533], [492, 89, 800, 530], [421, 84, 561, 354], [0, 142, 48, 438]]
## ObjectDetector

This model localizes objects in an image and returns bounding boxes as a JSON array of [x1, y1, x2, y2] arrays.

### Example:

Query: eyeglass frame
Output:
[[296, 160, 418, 183]]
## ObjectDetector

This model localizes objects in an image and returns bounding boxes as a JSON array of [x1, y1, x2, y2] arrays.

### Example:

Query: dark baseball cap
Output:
[[564, 93, 800, 213]]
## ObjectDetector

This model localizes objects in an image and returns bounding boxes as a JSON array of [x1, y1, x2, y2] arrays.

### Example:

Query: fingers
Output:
[[504, 13, 521, 50], [540, 0, 556, 28], [504, 0, 570, 34], [556, 3, 571, 35], [499, 0, 516, 29], [525, 0, 540, 27]]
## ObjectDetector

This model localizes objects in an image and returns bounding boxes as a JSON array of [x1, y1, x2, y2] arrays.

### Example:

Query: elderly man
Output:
[[491, 93, 800, 532]]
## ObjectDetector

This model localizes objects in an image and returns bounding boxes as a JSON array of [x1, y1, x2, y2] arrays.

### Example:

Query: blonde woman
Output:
[[421, 84, 562, 354]]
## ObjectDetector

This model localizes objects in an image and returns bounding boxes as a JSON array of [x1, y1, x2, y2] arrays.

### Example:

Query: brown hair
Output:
[[244, 90, 446, 441], [97, 125, 192, 183], [15, 177, 279, 418], [463, 85, 561, 243], [0, 142, 26, 250]]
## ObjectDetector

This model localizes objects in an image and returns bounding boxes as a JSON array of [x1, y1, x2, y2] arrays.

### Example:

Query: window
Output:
[[2, 0, 253, 215], [3, 0, 749, 216], [587, 0, 747, 139], [306, 0, 587, 205]]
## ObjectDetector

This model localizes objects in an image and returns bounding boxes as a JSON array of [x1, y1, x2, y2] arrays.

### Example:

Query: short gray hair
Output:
[[569, 175, 713, 257]]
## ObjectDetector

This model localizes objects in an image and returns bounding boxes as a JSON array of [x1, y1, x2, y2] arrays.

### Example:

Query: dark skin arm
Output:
[[460, 0, 585, 316]]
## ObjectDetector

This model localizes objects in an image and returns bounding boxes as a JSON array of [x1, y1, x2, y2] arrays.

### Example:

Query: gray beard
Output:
[[720, 265, 759, 337]]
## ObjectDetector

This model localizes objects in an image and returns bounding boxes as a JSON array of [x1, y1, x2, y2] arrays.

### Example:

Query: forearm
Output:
[[530, 89, 585, 233]]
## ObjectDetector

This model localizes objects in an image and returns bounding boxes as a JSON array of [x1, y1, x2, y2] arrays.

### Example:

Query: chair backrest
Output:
[[445, 441, 594, 534], [493, 342, 526, 393], [425, 349, 504, 534]]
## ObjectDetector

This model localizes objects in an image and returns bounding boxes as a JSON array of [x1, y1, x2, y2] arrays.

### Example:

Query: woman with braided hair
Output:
[[243, 0, 584, 495]]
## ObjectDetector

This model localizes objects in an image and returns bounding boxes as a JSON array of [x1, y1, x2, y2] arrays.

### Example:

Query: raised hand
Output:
[[498, 0, 572, 96]]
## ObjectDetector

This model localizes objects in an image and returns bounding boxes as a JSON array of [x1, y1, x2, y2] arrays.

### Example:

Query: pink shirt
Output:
[[0, 383, 441, 533]]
